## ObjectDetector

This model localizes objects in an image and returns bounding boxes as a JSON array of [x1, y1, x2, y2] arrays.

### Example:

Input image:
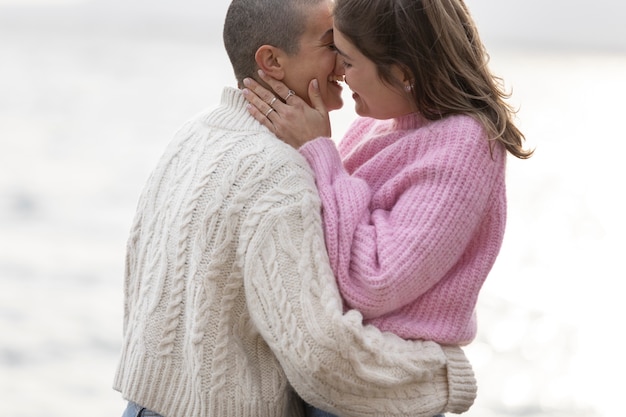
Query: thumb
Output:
[[308, 79, 328, 114]]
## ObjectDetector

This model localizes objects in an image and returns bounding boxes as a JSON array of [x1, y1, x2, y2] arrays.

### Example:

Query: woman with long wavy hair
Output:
[[243, 1, 532, 415]]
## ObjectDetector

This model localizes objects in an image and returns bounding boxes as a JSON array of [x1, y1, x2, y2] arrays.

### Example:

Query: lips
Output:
[[330, 81, 343, 91], [324, 76, 345, 110], [328, 75, 344, 90]]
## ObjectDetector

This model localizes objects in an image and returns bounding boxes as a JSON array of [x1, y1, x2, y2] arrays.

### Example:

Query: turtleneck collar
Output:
[[390, 112, 429, 131], [205, 87, 271, 134]]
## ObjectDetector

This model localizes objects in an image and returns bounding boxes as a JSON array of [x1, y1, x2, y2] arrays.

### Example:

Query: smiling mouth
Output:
[[328, 75, 345, 87]]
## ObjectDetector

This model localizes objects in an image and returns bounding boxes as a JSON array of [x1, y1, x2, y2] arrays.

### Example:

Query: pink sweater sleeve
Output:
[[299, 137, 373, 276], [299, 117, 505, 319]]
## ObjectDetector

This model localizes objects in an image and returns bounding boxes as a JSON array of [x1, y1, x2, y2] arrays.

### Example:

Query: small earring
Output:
[[404, 84, 413, 92]]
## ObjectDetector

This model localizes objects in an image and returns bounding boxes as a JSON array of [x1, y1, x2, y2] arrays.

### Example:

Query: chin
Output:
[[354, 105, 367, 117], [324, 92, 344, 112], [327, 99, 344, 112], [352, 97, 367, 117]]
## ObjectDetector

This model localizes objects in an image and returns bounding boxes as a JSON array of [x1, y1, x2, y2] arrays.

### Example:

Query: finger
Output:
[[257, 70, 303, 104], [308, 79, 328, 114], [242, 85, 276, 117], [243, 77, 280, 110], [245, 101, 276, 133]]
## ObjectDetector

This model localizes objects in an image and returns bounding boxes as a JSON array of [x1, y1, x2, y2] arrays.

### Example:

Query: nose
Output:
[[334, 53, 345, 76]]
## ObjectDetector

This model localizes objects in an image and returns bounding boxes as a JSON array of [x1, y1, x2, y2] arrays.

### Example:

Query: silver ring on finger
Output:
[[265, 107, 275, 117], [284, 90, 296, 101], [268, 96, 277, 107]]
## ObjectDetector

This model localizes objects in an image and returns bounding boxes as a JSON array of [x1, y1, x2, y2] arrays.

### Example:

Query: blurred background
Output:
[[0, 0, 624, 416]]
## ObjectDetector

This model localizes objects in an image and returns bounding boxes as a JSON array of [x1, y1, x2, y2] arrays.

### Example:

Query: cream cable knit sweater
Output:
[[113, 87, 476, 417]]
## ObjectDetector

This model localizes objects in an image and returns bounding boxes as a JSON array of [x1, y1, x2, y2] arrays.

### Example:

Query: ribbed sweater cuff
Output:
[[442, 346, 477, 413], [114, 348, 295, 417]]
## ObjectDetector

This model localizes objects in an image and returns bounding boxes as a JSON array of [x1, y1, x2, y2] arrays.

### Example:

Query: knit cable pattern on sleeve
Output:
[[113, 88, 476, 417]]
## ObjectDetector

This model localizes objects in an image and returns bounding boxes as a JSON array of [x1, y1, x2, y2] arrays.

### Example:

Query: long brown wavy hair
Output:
[[333, 0, 533, 159]]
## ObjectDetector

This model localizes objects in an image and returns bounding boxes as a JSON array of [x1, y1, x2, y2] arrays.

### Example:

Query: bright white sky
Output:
[[0, 0, 87, 4]]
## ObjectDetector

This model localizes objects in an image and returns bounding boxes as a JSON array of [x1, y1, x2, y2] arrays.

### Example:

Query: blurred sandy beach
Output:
[[1, 1, 625, 416]]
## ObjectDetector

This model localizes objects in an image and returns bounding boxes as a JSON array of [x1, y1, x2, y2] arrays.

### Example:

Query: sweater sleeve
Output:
[[241, 184, 476, 417], [299, 118, 505, 318]]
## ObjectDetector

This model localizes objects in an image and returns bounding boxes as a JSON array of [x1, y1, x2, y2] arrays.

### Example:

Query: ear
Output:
[[254, 45, 287, 80], [391, 64, 413, 89]]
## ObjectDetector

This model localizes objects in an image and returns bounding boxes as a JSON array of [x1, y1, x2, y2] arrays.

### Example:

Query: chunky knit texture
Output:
[[300, 113, 507, 345], [113, 88, 477, 417]]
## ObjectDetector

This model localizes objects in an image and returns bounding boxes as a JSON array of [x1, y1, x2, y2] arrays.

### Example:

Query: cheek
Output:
[[352, 76, 379, 100], [344, 69, 360, 88], [321, 52, 337, 71], [346, 75, 364, 95], [315, 56, 336, 89]]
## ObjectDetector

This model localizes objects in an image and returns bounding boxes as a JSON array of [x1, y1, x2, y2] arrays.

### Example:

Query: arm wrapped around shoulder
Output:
[[242, 190, 476, 417]]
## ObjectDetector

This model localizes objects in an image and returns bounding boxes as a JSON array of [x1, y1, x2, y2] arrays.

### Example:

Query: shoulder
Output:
[[232, 132, 321, 210], [430, 114, 486, 143], [397, 114, 504, 179], [427, 114, 503, 158], [169, 108, 321, 207], [191, 107, 318, 178]]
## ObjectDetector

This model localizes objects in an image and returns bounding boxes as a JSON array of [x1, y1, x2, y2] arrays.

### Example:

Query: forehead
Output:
[[299, 0, 333, 42], [331, 25, 357, 57]]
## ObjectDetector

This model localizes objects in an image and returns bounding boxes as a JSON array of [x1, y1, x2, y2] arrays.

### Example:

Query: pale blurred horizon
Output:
[[1, 1, 625, 417]]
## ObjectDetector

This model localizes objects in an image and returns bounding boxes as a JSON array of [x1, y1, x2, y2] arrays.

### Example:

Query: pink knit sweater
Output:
[[299, 113, 507, 345]]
